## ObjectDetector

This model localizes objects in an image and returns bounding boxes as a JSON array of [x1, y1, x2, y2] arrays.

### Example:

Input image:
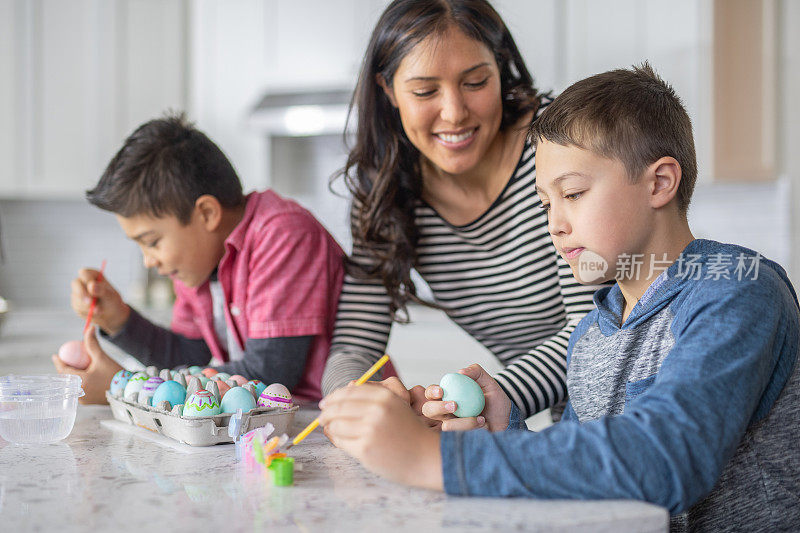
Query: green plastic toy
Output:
[[268, 456, 295, 486]]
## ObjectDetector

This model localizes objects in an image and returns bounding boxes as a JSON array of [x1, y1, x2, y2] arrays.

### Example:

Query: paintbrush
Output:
[[83, 259, 107, 334], [280, 354, 390, 452]]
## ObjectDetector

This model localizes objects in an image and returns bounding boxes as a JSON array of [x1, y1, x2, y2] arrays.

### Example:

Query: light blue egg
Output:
[[215, 372, 231, 381], [221, 386, 257, 414], [109, 370, 134, 395], [188, 365, 203, 375], [152, 380, 187, 408], [440, 373, 485, 418]]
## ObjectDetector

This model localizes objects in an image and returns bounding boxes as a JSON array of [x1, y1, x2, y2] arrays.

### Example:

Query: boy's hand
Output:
[[323, 377, 441, 443], [52, 328, 123, 404], [379, 376, 442, 430], [71, 268, 130, 336], [319, 383, 444, 491], [423, 364, 512, 432]]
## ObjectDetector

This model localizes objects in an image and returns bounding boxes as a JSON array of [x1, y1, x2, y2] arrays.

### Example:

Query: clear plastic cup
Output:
[[0, 374, 85, 444]]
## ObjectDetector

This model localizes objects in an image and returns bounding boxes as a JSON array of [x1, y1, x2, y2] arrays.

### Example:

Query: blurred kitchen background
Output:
[[0, 1, 798, 425]]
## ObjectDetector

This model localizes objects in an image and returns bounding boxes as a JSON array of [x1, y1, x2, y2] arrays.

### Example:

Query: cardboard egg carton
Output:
[[106, 391, 296, 447]]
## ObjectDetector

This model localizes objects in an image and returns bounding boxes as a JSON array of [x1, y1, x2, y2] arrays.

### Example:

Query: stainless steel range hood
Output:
[[248, 88, 353, 137]]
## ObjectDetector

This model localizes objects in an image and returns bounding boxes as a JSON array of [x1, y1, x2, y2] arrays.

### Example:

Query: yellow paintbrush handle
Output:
[[292, 419, 320, 446], [291, 354, 390, 447], [355, 354, 390, 385]]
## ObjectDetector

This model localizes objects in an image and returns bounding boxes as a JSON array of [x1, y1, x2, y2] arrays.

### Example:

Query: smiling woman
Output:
[[323, 0, 605, 419]]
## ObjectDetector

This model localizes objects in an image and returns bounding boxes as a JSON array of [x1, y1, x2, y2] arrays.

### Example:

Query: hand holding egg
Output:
[[57, 340, 91, 370], [52, 328, 124, 404], [423, 364, 512, 432]]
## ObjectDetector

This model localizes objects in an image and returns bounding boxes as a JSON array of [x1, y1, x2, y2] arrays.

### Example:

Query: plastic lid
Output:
[[0, 374, 85, 402]]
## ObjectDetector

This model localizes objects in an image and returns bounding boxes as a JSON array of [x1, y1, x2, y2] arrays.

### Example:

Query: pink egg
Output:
[[217, 380, 231, 398], [201, 368, 219, 378], [58, 340, 90, 370], [229, 375, 248, 386]]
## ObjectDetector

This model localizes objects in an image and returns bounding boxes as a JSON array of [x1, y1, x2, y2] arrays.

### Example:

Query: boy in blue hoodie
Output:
[[318, 63, 800, 531]]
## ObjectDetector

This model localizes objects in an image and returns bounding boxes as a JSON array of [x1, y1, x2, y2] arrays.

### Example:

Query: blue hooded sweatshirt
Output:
[[440, 239, 800, 531]]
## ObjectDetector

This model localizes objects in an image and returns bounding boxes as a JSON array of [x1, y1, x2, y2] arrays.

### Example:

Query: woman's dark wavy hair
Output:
[[337, 0, 542, 322]]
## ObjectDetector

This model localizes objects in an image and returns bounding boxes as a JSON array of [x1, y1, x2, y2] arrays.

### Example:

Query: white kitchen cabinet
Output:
[[0, 0, 28, 197], [0, 0, 186, 199], [497, 0, 714, 184], [188, 0, 387, 193]]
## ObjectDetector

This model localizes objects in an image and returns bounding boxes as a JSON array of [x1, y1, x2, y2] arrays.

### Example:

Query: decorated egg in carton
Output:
[[106, 367, 297, 446], [105, 390, 297, 446], [108, 366, 293, 413], [258, 384, 293, 410]]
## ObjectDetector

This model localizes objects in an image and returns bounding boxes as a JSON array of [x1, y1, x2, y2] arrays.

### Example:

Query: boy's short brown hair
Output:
[[87, 112, 244, 224], [530, 62, 697, 214]]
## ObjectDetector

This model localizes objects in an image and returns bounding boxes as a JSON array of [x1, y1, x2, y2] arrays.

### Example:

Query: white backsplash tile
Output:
[[0, 199, 143, 310]]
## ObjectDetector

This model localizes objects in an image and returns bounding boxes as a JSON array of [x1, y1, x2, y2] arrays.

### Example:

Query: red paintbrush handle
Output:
[[83, 260, 107, 335]]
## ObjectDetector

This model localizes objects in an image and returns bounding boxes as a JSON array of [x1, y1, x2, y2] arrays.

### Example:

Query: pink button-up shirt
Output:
[[170, 190, 344, 402]]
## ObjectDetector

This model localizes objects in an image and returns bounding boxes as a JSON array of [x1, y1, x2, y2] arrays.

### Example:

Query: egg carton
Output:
[[106, 391, 297, 447]]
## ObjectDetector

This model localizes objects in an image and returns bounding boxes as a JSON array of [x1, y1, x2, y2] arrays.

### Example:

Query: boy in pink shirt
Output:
[[53, 113, 345, 404]]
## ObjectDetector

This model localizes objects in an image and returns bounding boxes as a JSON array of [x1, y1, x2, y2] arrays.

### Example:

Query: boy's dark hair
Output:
[[87, 112, 244, 223], [530, 62, 697, 214]]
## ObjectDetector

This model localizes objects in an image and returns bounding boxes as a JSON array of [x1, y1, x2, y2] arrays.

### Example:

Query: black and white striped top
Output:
[[322, 110, 602, 418]]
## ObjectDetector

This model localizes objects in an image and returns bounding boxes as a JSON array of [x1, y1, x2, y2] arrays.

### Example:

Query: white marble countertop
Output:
[[0, 406, 668, 532]]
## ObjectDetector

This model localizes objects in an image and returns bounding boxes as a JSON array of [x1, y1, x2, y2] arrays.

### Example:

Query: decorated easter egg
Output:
[[229, 375, 248, 387], [221, 386, 257, 413], [152, 380, 187, 408], [188, 365, 202, 375], [58, 340, 90, 370], [109, 370, 134, 396], [123, 372, 149, 400], [257, 383, 293, 410], [247, 380, 267, 397], [439, 373, 485, 418], [138, 377, 165, 405], [201, 367, 218, 378], [183, 390, 222, 417]]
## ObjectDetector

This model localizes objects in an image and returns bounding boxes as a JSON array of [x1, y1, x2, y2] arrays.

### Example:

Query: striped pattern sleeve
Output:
[[492, 254, 602, 418], [321, 211, 393, 395]]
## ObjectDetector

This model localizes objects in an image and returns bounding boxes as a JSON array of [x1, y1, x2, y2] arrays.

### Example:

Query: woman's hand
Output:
[[422, 363, 512, 432], [319, 383, 443, 491], [52, 328, 123, 404]]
